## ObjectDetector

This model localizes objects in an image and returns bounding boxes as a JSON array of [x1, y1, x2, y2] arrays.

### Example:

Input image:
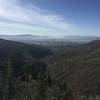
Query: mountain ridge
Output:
[[47, 39, 100, 93], [0, 35, 100, 44]]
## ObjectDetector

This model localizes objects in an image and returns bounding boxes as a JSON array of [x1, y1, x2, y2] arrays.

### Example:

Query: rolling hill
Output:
[[0, 38, 52, 78], [47, 39, 100, 94], [0, 38, 52, 59]]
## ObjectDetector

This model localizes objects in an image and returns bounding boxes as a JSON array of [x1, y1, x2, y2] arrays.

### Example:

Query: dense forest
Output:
[[1, 38, 100, 100], [47, 39, 100, 99], [0, 39, 73, 100]]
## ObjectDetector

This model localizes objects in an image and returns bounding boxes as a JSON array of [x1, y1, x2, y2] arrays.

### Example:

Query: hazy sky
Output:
[[0, 0, 100, 36]]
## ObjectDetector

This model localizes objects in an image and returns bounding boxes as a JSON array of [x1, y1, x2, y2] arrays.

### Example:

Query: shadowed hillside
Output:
[[47, 40, 100, 94], [0, 39, 72, 100], [0, 38, 52, 60]]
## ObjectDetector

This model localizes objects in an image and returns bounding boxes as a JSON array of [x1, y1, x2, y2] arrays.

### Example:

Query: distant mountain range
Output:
[[0, 34, 100, 45]]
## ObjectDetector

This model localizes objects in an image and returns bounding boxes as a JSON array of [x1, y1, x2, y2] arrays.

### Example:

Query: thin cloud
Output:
[[0, 0, 80, 36]]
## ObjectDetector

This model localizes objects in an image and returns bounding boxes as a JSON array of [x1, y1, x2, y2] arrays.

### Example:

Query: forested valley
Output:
[[1, 38, 100, 100], [0, 39, 73, 100]]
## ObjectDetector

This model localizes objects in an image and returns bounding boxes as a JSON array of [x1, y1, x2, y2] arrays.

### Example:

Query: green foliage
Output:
[[47, 39, 100, 94], [0, 39, 72, 100]]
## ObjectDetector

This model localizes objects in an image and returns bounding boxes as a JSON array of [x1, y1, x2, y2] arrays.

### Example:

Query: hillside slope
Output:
[[47, 40, 100, 94], [0, 38, 52, 78], [0, 38, 52, 60], [0, 39, 72, 100]]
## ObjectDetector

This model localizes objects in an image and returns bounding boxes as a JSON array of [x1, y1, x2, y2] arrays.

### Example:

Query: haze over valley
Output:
[[0, 34, 100, 46]]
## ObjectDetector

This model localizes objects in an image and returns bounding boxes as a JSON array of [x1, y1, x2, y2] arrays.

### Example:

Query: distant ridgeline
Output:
[[0, 39, 73, 100]]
